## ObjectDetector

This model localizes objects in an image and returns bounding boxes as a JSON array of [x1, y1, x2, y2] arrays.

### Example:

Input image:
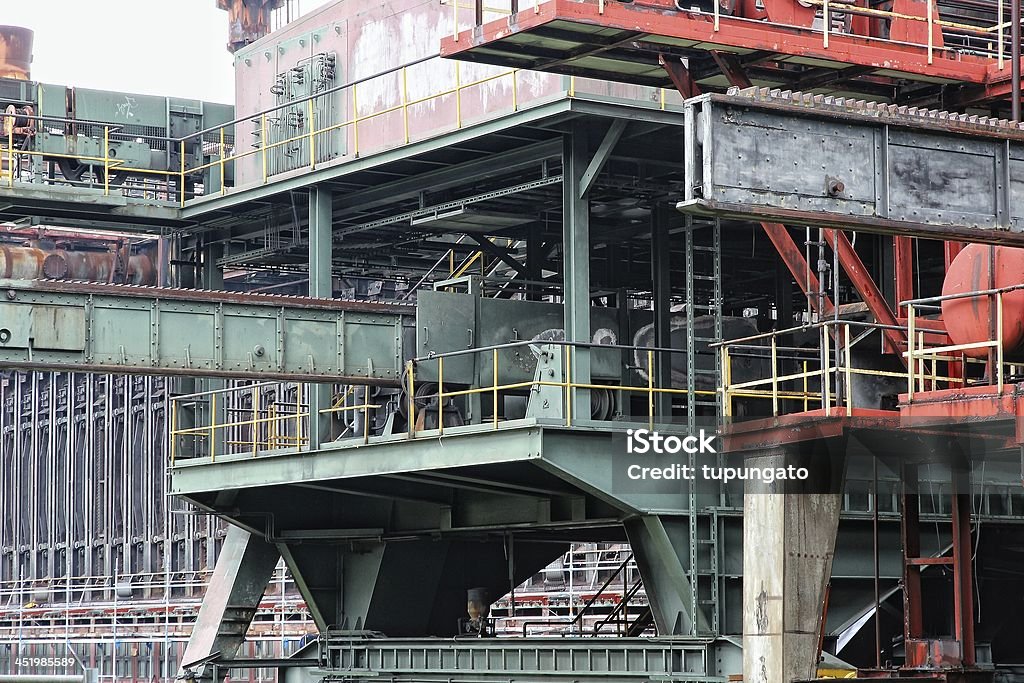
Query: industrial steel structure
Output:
[[4, 0, 1024, 682]]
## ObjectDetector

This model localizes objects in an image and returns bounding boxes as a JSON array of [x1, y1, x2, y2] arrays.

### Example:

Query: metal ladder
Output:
[[685, 216, 722, 636]]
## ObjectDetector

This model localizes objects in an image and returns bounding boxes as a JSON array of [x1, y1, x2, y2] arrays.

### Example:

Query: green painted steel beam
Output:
[[0, 279, 412, 382], [170, 424, 545, 495], [181, 98, 684, 221]]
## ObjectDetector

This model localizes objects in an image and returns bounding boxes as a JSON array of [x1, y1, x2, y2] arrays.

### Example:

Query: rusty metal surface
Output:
[[217, 0, 284, 52], [3, 278, 415, 314], [681, 89, 1024, 240], [0, 279, 414, 383], [684, 199, 1024, 246], [715, 87, 1024, 139], [0, 246, 156, 285], [0, 26, 32, 80]]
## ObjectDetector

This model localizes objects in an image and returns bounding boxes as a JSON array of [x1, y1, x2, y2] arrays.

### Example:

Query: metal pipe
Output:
[[1014, 0, 1021, 120], [0, 245, 156, 284], [873, 456, 881, 668]]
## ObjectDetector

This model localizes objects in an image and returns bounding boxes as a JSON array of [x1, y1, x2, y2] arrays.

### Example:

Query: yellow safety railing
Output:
[[903, 285, 1024, 402], [405, 339, 714, 437], [0, 112, 189, 198], [2, 56, 684, 205], [176, 58, 526, 207], [718, 292, 1020, 418], [716, 319, 949, 419], [169, 381, 380, 463], [170, 340, 718, 462]]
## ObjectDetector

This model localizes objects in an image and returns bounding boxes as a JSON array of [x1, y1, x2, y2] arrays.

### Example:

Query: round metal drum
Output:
[[941, 244, 1024, 358]]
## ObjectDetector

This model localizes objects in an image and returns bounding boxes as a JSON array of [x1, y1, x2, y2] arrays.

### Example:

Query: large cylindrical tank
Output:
[[0, 245, 156, 285], [941, 243, 1024, 358], [0, 26, 33, 80]]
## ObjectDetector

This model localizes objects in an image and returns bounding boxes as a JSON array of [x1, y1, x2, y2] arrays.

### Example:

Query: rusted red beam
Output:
[[761, 223, 835, 316], [658, 54, 700, 98], [823, 229, 907, 360], [710, 51, 753, 88], [952, 475, 977, 666], [894, 236, 914, 305], [945, 241, 964, 269]]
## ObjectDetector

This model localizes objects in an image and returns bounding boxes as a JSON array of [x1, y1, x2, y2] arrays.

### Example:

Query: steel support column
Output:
[[622, 516, 701, 635], [178, 525, 280, 679], [901, 464, 924, 643], [894, 236, 914, 305], [563, 128, 591, 419], [951, 470, 977, 666], [651, 205, 673, 417], [201, 239, 227, 459], [309, 186, 334, 450]]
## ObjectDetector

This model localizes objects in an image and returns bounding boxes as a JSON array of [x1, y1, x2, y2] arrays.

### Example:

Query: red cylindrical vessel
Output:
[[941, 243, 1024, 358]]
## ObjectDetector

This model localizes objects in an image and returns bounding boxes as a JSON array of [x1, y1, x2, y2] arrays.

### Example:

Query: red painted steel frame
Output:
[[895, 237, 915, 305], [824, 229, 907, 359], [443, 0, 997, 88]]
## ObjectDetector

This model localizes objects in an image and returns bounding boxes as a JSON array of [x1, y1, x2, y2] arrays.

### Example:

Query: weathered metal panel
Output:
[[414, 290, 630, 385], [0, 280, 412, 382], [681, 88, 1024, 243], [231, 0, 570, 185]]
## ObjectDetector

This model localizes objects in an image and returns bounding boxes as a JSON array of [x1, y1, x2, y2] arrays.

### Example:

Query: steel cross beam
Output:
[[0, 279, 412, 382]]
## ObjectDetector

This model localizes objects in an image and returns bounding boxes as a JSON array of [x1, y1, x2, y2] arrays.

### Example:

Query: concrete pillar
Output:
[[308, 186, 333, 450], [743, 447, 844, 683]]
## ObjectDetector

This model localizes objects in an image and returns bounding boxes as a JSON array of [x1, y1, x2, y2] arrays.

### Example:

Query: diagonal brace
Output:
[[467, 234, 529, 277], [578, 119, 627, 197], [822, 228, 908, 362]]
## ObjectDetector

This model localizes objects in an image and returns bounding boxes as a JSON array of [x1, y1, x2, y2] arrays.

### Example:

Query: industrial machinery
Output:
[[11, 0, 1024, 682], [0, 71, 233, 194]]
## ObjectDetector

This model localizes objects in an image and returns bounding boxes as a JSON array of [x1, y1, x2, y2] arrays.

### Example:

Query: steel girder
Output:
[[0, 279, 413, 383], [680, 88, 1024, 245]]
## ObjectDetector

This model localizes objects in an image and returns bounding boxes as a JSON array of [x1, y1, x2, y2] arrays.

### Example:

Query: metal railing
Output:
[[464, 0, 1018, 68], [903, 284, 1024, 401], [1, 54, 685, 208], [518, 552, 647, 636], [719, 285, 1024, 418], [0, 113, 187, 198], [175, 57, 532, 207], [169, 381, 381, 463], [717, 319, 933, 418], [405, 339, 712, 437], [170, 340, 714, 462]]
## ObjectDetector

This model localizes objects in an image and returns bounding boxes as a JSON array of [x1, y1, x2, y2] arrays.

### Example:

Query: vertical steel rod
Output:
[[1014, 0, 1021, 120]]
